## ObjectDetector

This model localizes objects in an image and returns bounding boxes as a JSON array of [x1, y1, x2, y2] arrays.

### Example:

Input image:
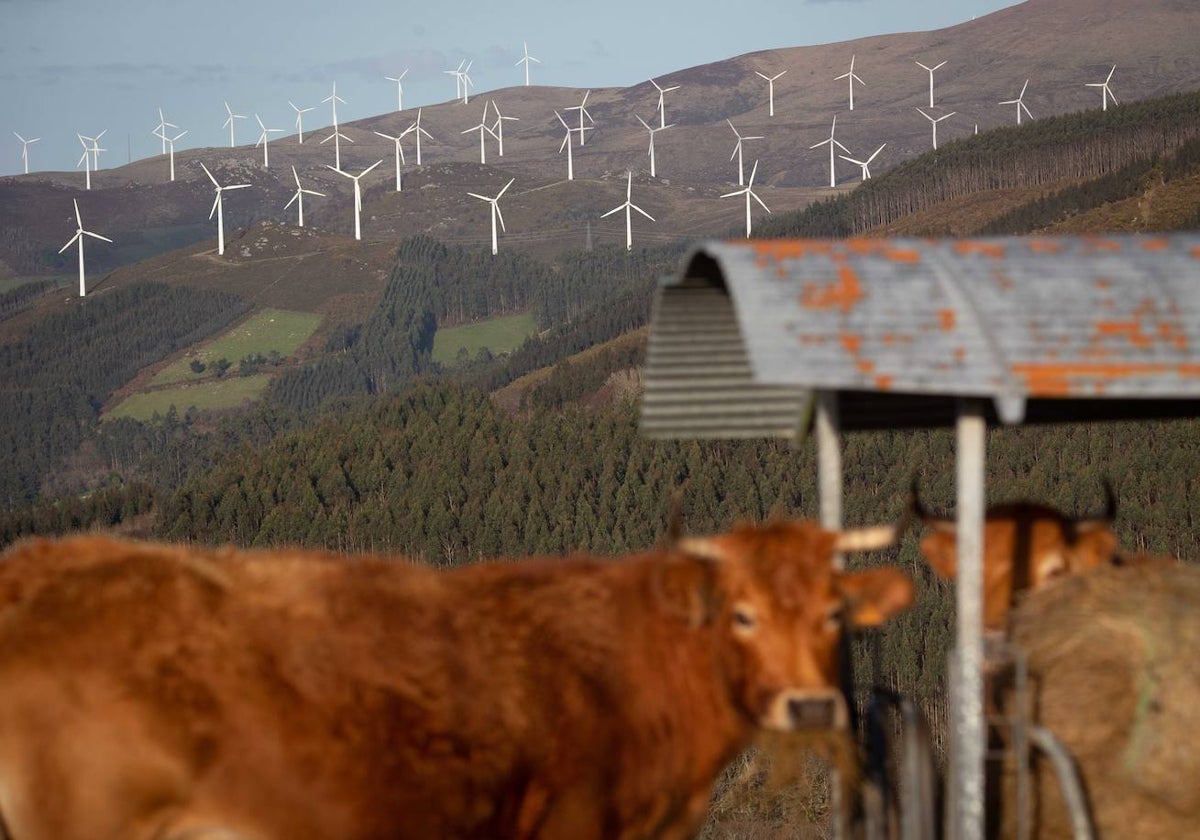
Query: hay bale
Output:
[[1007, 563, 1200, 838]]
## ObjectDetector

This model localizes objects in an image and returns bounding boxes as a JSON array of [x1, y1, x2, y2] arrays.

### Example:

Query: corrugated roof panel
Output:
[[641, 235, 1200, 438]]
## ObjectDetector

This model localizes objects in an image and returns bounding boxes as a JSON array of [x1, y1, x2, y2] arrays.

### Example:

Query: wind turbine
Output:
[[649, 78, 680, 129], [461, 102, 499, 164], [385, 69, 408, 111], [602, 171, 654, 251], [835, 55, 865, 111], [459, 60, 474, 104], [321, 82, 354, 170], [153, 107, 176, 155], [917, 108, 955, 150], [916, 60, 947, 108], [727, 119, 764, 186], [76, 132, 105, 190], [809, 114, 849, 188], [635, 115, 671, 178], [289, 101, 314, 143], [199, 161, 250, 256], [401, 108, 433, 166], [1000, 80, 1033, 125], [490, 101, 519, 156], [721, 159, 770, 239], [755, 70, 787, 117], [373, 130, 407, 191], [14, 132, 39, 175], [554, 110, 580, 181], [327, 160, 382, 241], [154, 127, 187, 181], [223, 101, 246, 147], [565, 91, 594, 146], [81, 130, 106, 171], [1086, 65, 1118, 111], [468, 177, 514, 255], [839, 143, 886, 181], [59, 199, 112, 298], [445, 60, 466, 101], [254, 115, 283, 168], [285, 165, 324, 228], [516, 41, 540, 86]]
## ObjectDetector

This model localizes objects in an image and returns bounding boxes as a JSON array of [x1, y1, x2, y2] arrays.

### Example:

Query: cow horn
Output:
[[833, 509, 911, 553], [675, 537, 729, 563], [910, 478, 956, 534], [1074, 479, 1117, 533]]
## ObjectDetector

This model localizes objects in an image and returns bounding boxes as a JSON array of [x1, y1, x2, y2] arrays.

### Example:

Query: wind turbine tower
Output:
[[223, 101, 247, 147], [461, 102, 499, 164], [839, 143, 886, 181], [602, 171, 654, 251], [1000, 80, 1033, 125], [254, 115, 283, 168], [1086, 65, 1118, 111], [199, 161, 250, 256], [445, 60, 466, 101], [727, 119, 764, 186], [386, 70, 409, 111], [322, 82, 353, 170], [468, 178, 515, 255], [289, 101, 314, 144], [755, 70, 787, 117], [491, 101, 519, 156], [154, 127, 188, 181], [516, 42, 541, 86], [76, 132, 105, 191], [554, 110, 584, 181], [721, 159, 770, 238], [635, 115, 672, 178], [401, 108, 433, 166], [809, 114, 849, 189], [917, 108, 955, 150], [457, 61, 474, 104], [649, 79, 680, 129], [327, 161, 382, 241], [565, 91, 594, 146], [373, 130, 407, 191], [14, 132, 39, 175], [835, 55, 865, 111], [916, 60, 947, 108], [153, 108, 176, 155], [285, 166, 325, 227], [59, 199, 112, 298]]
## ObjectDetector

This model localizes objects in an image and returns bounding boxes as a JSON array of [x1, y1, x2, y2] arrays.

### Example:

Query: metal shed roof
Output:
[[642, 235, 1200, 438]]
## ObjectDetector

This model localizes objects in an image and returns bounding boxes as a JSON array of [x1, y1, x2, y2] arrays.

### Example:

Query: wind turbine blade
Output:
[[285, 192, 299, 209], [809, 139, 827, 150], [555, 110, 568, 129], [601, 206, 622, 218], [744, 135, 763, 141], [83, 231, 112, 243], [631, 205, 655, 221], [730, 144, 740, 162], [834, 140, 851, 153], [467, 192, 489, 201], [1107, 65, 1116, 82], [95, 129, 106, 141], [224, 184, 251, 191], [748, 160, 759, 185], [1020, 79, 1029, 98], [917, 107, 933, 121], [868, 143, 886, 161], [719, 188, 745, 199], [361, 160, 383, 176], [636, 114, 650, 130], [59, 233, 80, 254], [664, 85, 679, 93], [291, 165, 301, 188], [756, 71, 769, 81], [303, 189, 325, 197], [73, 199, 82, 228], [559, 134, 568, 153], [209, 195, 220, 220], [839, 155, 864, 165], [752, 192, 770, 213], [497, 178, 514, 198], [14, 132, 25, 143], [495, 205, 505, 232], [199, 161, 219, 187]]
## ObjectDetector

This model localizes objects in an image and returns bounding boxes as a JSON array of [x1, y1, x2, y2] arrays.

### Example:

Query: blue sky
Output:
[[1, 0, 1016, 176]]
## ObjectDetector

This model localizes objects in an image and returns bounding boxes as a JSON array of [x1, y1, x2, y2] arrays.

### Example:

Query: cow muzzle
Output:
[[764, 690, 849, 732]]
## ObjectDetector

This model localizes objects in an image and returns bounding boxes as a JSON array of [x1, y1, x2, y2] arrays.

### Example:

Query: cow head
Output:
[[670, 519, 914, 733], [911, 481, 1119, 629]]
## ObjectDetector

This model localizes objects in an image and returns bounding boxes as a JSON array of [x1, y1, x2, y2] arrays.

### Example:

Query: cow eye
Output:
[[732, 605, 757, 633]]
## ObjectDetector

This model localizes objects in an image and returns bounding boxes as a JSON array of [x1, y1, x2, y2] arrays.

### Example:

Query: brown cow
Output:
[[911, 482, 1119, 632], [0, 521, 914, 840]]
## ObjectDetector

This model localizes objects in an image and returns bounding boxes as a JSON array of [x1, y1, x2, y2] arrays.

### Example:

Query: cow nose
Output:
[[788, 695, 837, 728]]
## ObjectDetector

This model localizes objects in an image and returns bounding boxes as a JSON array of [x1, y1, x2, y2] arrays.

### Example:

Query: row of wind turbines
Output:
[[40, 52, 1128, 293]]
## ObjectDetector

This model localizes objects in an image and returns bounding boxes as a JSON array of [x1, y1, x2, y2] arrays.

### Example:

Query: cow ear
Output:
[[918, 532, 958, 580], [1069, 527, 1119, 572], [653, 556, 719, 628], [837, 567, 915, 628]]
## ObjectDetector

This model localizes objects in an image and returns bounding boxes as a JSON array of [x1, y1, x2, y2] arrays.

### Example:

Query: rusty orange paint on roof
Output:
[[802, 262, 864, 313], [1191, 247, 1200, 260], [1028, 239, 1063, 254], [749, 240, 833, 264], [855, 359, 876, 374], [937, 309, 956, 331], [874, 375, 895, 390], [1011, 362, 1200, 396], [1083, 237, 1122, 253], [955, 241, 1005, 259], [1095, 278, 1112, 289], [1095, 321, 1154, 348], [1141, 238, 1170, 252], [886, 248, 921, 263], [839, 333, 862, 354], [991, 270, 1014, 290]]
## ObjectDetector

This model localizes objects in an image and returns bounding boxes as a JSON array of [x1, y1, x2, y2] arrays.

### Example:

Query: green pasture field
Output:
[[151, 308, 322, 386], [432, 312, 537, 365], [105, 375, 271, 422]]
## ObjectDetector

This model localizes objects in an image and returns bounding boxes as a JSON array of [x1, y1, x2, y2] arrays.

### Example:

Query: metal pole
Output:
[[816, 391, 843, 565], [954, 400, 987, 840]]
